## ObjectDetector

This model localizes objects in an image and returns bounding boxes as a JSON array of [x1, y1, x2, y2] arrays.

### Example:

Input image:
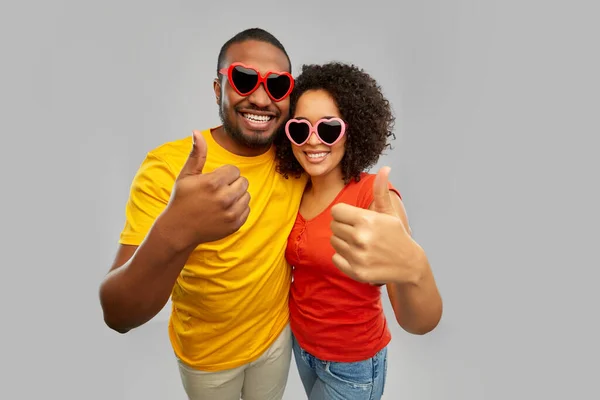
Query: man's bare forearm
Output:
[[99, 213, 196, 333]]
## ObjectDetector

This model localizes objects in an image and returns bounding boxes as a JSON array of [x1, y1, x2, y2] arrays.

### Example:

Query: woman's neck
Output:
[[307, 167, 346, 198]]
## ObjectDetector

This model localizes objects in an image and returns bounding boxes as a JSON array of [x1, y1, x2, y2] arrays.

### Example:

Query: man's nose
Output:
[[247, 83, 271, 108]]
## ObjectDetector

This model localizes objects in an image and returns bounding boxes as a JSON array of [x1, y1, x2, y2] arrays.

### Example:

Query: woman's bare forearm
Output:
[[386, 246, 443, 334]]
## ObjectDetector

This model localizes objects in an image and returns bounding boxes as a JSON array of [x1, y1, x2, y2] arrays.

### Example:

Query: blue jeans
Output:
[[292, 335, 388, 400]]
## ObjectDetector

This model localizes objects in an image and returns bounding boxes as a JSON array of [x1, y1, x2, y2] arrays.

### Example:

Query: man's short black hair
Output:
[[216, 27, 291, 75]]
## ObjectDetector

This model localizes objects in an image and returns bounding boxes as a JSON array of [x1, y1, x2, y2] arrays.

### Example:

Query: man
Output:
[[99, 28, 307, 399]]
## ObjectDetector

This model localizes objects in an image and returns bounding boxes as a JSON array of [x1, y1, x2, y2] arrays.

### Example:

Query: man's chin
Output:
[[221, 112, 283, 149], [241, 130, 277, 147], [227, 127, 276, 148]]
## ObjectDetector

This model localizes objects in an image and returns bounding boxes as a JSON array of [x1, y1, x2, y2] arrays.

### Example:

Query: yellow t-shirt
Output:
[[119, 127, 308, 371]]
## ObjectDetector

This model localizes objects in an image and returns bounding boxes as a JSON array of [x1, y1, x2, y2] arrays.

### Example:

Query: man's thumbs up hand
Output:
[[163, 131, 251, 251], [178, 130, 208, 178]]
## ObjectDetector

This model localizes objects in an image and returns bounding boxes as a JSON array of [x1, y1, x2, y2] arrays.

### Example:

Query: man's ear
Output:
[[213, 78, 221, 105]]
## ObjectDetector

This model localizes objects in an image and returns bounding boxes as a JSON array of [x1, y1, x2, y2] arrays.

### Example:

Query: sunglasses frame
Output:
[[218, 62, 294, 102], [285, 117, 347, 146]]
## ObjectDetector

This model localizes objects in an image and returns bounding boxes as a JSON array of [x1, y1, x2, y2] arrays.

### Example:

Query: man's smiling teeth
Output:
[[243, 113, 272, 122], [307, 152, 328, 158]]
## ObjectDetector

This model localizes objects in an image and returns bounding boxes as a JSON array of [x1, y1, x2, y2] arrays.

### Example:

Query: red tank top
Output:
[[286, 172, 401, 362]]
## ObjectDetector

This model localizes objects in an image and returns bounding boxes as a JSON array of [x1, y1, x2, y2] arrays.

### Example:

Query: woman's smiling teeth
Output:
[[304, 151, 330, 163]]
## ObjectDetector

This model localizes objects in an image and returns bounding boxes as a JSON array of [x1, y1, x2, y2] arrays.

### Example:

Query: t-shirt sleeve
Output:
[[119, 152, 177, 246], [358, 174, 402, 209]]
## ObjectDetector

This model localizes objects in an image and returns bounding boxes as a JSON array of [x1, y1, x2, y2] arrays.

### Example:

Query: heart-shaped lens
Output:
[[287, 121, 311, 145]]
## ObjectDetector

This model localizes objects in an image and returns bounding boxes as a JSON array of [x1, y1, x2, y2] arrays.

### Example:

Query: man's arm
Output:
[[99, 212, 196, 334], [99, 130, 251, 334]]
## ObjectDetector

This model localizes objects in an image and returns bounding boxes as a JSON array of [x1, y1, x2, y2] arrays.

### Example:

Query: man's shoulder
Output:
[[144, 128, 217, 172], [147, 136, 193, 163]]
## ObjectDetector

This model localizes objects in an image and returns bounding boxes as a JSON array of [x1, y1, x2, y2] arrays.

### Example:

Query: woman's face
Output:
[[288, 90, 347, 179]]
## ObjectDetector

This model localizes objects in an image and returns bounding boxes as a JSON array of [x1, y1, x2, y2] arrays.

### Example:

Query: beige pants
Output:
[[176, 324, 292, 400]]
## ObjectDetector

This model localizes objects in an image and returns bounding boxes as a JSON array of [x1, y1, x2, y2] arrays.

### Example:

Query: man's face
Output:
[[214, 40, 291, 149]]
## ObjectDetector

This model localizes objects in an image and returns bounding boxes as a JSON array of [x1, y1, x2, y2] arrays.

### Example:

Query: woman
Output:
[[275, 62, 443, 399]]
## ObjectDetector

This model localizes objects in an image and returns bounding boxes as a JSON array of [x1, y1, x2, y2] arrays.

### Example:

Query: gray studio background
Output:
[[0, 0, 598, 399]]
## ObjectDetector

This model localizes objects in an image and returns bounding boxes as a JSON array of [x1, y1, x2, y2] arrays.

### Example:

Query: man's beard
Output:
[[219, 106, 278, 149]]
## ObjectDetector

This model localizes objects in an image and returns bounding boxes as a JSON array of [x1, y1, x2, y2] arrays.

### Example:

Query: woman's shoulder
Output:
[[338, 172, 378, 208], [347, 172, 378, 191]]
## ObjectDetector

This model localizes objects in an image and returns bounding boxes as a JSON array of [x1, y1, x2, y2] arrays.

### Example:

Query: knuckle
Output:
[[226, 165, 241, 178], [362, 215, 374, 226], [219, 194, 233, 209], [237, 215, 246, 228], [236, 186, 248, 200], [354, 268, 370, 282], [224, 210, 238, 223], [353, 230, 371, 247], [205, 176, 221, 191], [355, 252, 369, 267]]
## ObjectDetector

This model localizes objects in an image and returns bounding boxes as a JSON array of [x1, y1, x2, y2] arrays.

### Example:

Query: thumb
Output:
[[372, 166, 395, 215], [181, 130, 208, 176]]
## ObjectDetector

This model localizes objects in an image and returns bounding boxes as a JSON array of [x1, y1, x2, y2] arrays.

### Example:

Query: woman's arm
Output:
[[368, 194, 443, 335], [329, 167, 442, 335]]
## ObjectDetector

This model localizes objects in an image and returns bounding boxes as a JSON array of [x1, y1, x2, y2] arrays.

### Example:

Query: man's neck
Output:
[[211, 126, 272, 157]]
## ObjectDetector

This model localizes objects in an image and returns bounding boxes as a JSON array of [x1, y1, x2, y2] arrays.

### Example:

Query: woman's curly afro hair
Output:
[[274, 62, 396, 183]]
